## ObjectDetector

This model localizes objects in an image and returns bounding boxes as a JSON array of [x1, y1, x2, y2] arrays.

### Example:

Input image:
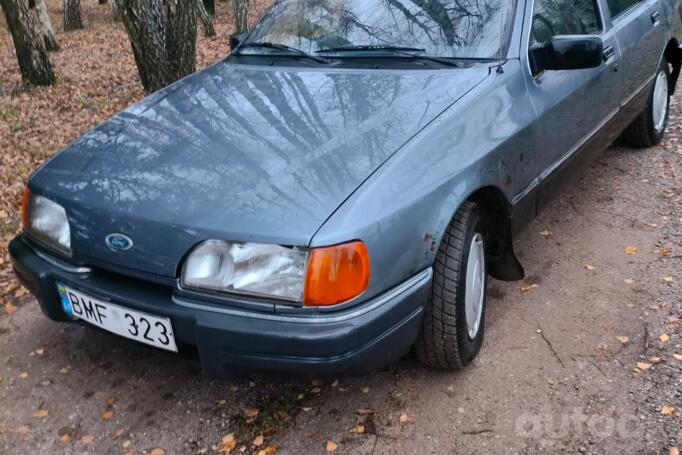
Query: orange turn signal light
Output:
[[304, 241, 370, 306], [21, 186, 30, 227]]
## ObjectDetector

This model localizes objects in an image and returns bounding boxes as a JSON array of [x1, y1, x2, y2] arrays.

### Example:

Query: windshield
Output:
[[241, 0, 516, 60]]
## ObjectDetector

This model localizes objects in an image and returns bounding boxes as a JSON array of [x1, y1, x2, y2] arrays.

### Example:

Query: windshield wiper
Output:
[[236, 42, 329, 63], [316, 45, 463, 68]]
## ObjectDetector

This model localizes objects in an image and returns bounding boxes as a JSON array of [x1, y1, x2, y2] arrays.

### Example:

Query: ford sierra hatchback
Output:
[[10, 0, 682, 375]]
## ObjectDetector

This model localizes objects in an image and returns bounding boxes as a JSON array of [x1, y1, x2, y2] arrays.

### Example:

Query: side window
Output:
[[530, 0, 601, 75], [607, 0, 642, 18]]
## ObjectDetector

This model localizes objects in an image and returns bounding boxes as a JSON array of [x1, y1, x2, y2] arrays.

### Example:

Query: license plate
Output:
[[57, 283, 178, 352]]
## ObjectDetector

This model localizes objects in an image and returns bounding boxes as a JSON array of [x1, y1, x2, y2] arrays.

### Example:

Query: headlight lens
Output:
[[181, 241, 308, 301], [23, 188, 72, 256]]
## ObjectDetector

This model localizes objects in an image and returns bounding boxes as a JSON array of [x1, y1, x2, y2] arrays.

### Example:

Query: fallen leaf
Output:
[[649, 357, 663, 364], [19, 372, 28, 379], [16, 426, 29, 434], [101, 410, 114, 420], [58, 433, 71, 443], [616, 336, 629, 344], [357, 409, 375, 415], [122, 440, 131, 448], [673, 353, 682, 361], [35, 348, 45, 356], [253, 435, 264, 447], [660, 334, 670, 343], [521, 284, 539, 292], [114, 428, 125, 437], [540, 229, 552, 237], [663, 276, 674, 283], [350, 424, 365, 434], [661, 406, 678, 418], [325, 441, 338, 452], [636, 362, 653, 370], [296, 393, 304, 400], [80, 435, 94, 445], [660, 248, 671, 257], [669, 447, 680, 455], [624, 278, 634, 285], [310, 387, 321, 394], [399, 414, 411, 424], [261, 446, 277, 454], [33, 409, 48, 418], [59, 367, 69, 374], [311, 379, 322, 387], [105, 396, 117, 406], [4, 302, 17, 314], [361, 387, 370, 395], [301, 407, 313, 412], [219, 434, 237, 454], [585, 264, 596, 271], [243, 407, 259, 418], [624, 246, 638, 255], [149, 449, 166, 455]]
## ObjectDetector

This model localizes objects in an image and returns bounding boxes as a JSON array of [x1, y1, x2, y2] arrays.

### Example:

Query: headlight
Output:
[[181, 241, 309, 301], [181, 240, 370, 306], [22, 187, 72, 256]]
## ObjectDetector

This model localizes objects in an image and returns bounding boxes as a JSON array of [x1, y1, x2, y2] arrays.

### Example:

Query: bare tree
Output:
[[197, 0, 215, 37], [29, 0, 59, 50], [234, 0, 248, 33], [0, 0, 55, 85], [63, 0, 82, 30], [119, 0, 197, 93], [111, 0, 122, 21]]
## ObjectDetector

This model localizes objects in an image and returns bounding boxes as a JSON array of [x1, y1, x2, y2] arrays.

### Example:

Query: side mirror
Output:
[[230, 33, 248, 51], [531, 35, 603, 73]]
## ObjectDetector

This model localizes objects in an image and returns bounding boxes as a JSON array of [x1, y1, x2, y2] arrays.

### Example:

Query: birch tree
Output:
[[30, 0, 58, 51], [119, 0, 197, 93], [234, 0, 248, 33], [63, 0, 83, 30], [0, 0, 55, 85]]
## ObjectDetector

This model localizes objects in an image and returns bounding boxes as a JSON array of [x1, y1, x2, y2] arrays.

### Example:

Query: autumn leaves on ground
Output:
[[1, 1, 682, 455]]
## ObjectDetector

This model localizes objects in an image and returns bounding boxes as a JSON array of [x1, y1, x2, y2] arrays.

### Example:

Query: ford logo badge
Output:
[[106, 233, 134, 252]]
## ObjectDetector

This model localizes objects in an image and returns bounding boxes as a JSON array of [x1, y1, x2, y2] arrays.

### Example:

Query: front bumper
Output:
[[9, 236, 430, 376]]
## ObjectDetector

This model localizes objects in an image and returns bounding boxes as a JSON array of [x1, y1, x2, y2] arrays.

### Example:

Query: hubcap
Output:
[[653, 70, 669, 132], [465, 233, 485, 340]]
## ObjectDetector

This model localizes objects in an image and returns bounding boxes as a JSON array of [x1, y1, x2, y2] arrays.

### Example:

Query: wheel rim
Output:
[[465, 233, 485, 340], [653, 70, 669, 133]]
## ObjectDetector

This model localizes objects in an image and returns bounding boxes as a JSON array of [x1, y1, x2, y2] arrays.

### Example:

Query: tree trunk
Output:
[[120, 0, 197, 93], [32, 0, 59, 51], [234, 0, 248, 34], [196, 0, 214, 37], [0, 0, 55, 85], [63, 0, 82, 31], [111, 0, 122, 21], [202, 0, 213, 16]]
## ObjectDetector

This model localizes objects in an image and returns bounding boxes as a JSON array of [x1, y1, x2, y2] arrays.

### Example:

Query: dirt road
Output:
[[1, 101, 680, 455]]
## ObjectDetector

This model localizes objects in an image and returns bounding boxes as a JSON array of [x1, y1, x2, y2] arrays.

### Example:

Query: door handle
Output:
[[602, 46, 616, 62], [651, 11, 661, 24]]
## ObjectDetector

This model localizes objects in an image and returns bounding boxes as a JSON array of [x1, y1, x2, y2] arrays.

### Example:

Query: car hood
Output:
[[30, 61, 490, 277]]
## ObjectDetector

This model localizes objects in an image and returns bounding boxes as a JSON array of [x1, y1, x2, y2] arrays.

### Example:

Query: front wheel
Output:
[[416, 202, 487, 370], [622, 58, 671, 148]]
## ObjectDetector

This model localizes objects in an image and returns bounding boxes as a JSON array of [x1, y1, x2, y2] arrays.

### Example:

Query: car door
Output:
[[522, 0, 623, 213], [606, 0, 667, 101]]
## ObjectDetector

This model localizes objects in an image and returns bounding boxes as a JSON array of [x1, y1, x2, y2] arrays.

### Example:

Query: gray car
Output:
[[10, 0, 682, 375]]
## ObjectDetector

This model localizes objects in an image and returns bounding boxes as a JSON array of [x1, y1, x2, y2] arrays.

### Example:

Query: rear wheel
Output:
[[416, 202, 487, 370], [623, 58, 671, 148]]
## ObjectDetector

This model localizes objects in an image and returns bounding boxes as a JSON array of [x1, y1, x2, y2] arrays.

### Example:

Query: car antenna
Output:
[[496, 9, 505, 74]]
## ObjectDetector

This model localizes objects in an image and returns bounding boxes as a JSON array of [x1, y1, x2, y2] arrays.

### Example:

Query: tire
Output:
[[416, 201, 487, 370], [622, 58, 671, 148]]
